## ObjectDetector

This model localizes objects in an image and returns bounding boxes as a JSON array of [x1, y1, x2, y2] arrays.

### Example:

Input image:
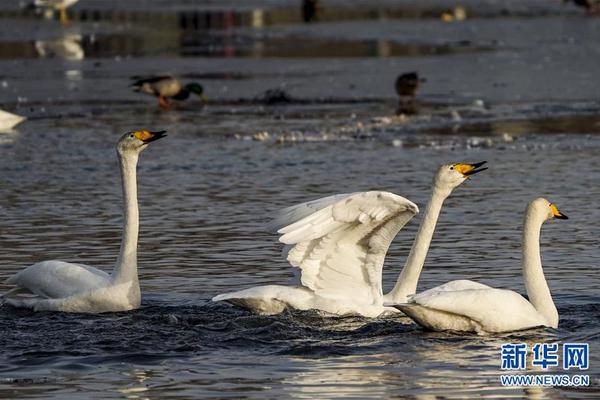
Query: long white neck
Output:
[[387, 184, 449, 303], [522, 208, 558, 327], [111, 151, 140, 288]]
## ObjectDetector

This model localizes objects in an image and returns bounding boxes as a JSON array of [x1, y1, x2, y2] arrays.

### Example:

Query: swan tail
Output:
[[212, 288, 289, 315], [1, 286, 29, 298]]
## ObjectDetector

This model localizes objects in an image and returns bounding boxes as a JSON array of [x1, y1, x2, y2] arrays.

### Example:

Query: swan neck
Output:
[[522, 210, 558, 327], [112, 151, 140, 286], [388, 184, 448, 302]]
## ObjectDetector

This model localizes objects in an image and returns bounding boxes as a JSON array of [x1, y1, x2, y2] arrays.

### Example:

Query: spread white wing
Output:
[[276, 191, 419, 305], [269, 193, 357, 232]]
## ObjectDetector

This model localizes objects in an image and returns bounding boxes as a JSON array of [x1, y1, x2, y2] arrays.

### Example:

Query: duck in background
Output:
[[564, 0, 600, 14], [130, 75, 206, 109], [0, 109, 26, 132], [302, 0, 321, 23], [32, 0, 79, 25], [395, 71, 426, 115]]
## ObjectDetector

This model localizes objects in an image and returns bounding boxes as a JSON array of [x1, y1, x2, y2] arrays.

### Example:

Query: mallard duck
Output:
[[395, 71, 425, 97], [395, 71, 426, 115], [34, 0, 79, 25], [130, 75, 205, 108], [302, 0, 321, 22], [564, 0, 600, 13], [0, 109, 26, 132]]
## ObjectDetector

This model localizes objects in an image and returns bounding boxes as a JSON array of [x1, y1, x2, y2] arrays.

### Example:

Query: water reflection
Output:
[[117, 369, 152, 400], [35, 33, 84, 60], [0, 130, 19, 143], [0, 6, 494, 60], [284, 356, 389, 398], [0, 34, 491, 60]]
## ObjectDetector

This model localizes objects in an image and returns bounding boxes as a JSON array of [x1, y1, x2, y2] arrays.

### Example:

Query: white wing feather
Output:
[[5, 260, 111, 299], [268, 193, 356, 232], [278, 191, 419, 305]]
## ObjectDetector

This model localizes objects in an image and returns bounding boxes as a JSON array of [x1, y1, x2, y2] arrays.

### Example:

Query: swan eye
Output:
[[129, 134, 134, 138], [450, 166, 454, 170]]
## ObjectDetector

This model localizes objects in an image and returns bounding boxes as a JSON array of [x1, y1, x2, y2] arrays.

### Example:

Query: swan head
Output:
[[117, 130, 166, 155], [530, 198, 568, 222], [434, 161, 487, 194]]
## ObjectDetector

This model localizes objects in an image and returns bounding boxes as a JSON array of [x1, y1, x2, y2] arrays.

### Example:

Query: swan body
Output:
[[213, 162, 487, 317], [390, 198, 567, 334], [2, 129, 166, 313], [0, 109, 26, 131]]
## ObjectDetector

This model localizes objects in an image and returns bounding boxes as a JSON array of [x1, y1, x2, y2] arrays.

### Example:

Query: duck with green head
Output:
[[130, 75, 206, 109]]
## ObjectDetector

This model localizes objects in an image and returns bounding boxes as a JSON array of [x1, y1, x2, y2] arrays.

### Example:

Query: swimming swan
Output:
[[1, 130, 166, 313], [389, 198, 567, 334], [0, 109, 26, 132], [212, 162, 487, 317]]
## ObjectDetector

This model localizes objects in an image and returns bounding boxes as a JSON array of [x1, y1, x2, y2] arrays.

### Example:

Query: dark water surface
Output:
[[0, 0, 599, 398]]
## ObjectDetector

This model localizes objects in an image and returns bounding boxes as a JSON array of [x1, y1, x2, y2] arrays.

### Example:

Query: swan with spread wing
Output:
[[388, 198, 567, 334], [213, 161, 487, 317], [1, 129, 166, 313]]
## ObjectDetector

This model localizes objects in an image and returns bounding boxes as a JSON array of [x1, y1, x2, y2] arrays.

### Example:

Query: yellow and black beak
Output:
[[550, 203, 568, 220], [134, 130, 167, 144], [454, 161, 488, 177]]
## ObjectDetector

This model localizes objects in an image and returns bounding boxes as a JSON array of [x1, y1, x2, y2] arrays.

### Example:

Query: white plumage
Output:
[[0, 109, 26, 131], [214, 191, 418, 317], [34, 0, 79, 9], [390, 198, 567, 334], [2, 130, 166, 313], [213, 162, 487, 317]]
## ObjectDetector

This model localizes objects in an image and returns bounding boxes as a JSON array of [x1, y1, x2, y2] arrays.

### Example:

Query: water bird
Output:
[[395, 71, 425, 115], [213, 162, 487, 317], [564, 0, 600, 14], [130, 75, 205, 109], [0, 109, 26, 131], [32, 0, 79, 25], [389, 198, 567, 334], [1, 130, 166, 313], [302, 0, 321, 23]]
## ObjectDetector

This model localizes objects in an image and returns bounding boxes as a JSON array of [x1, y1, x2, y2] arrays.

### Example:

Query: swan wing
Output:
[[268, 193, 357, 232], [416, 279, 492, 293], [409, 284, 547, 332], [4, 260, 111, 299], [278, 191, 419, 304]]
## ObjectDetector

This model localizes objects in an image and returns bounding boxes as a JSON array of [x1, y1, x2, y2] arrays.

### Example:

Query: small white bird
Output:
[[0, 109, 26, 132], [1, 129, 166, 313], [213, 162, 487, 317], [34, 0, 79, 25], [388, 198, 568, 334]]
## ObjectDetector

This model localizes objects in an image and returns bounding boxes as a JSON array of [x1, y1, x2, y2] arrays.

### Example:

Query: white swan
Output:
[[212, 161, 487, 317], [389, 198, 567, 334], [1, 130, 166, 313], [0, 109, 26, 132]]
